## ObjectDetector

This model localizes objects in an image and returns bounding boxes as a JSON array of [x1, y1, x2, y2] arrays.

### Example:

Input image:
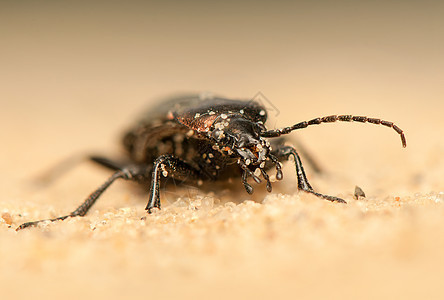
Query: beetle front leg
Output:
[[272, 145, 346, 204], [146, 155, 203, 213]]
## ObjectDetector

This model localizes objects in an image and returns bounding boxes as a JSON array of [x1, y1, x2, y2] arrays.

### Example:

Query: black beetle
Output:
[[17, 93, 406, 230]]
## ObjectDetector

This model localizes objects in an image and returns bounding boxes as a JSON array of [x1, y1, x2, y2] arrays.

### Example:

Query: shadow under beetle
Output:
[[17, 94, 406, 230]]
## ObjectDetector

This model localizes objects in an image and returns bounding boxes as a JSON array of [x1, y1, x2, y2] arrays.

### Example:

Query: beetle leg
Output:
[[291, 140, 323, 174], [89, 155, 129, 171], [33, 154, 129, 187], [16, 165, 147, 230], [146, 155, 203, 213], [272, 145, 346, 204], [241, 170, 254, 194], [269, 138, 322, 174]]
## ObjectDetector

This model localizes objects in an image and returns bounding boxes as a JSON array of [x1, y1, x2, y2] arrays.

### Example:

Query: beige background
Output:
[[1, 1, 443, 299]]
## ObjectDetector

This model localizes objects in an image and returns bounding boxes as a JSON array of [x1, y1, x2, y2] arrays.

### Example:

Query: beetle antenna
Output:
[[261, 115, 406, 148]]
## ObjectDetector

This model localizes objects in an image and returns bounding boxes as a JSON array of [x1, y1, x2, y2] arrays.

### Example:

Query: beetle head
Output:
[[211, 116, 267, 161], [209, 115, 282, 191]]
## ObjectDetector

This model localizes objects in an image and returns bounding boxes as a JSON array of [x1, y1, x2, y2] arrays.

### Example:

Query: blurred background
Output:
[[0, 1, 443, 299]]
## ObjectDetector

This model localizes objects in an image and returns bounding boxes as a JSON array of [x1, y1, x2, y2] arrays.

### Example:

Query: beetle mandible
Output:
[[17, 94, 406, 230]]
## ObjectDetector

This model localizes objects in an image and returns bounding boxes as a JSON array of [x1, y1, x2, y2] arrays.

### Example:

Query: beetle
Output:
[[17, 93, 406, 230]]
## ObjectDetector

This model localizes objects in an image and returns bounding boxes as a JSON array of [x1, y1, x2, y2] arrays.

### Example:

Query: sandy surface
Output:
[[1, 2, 443, 299]]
